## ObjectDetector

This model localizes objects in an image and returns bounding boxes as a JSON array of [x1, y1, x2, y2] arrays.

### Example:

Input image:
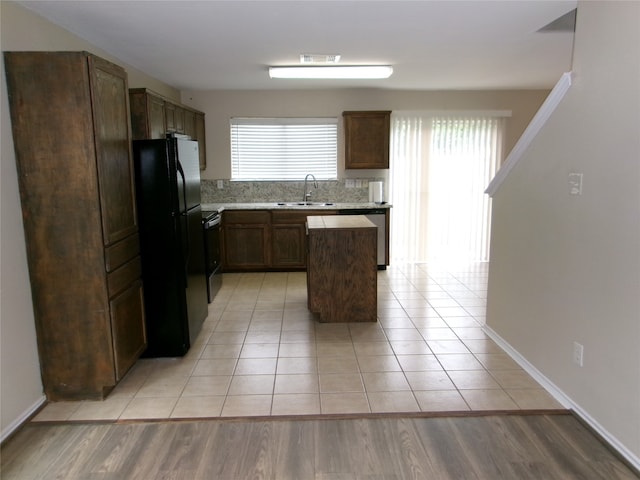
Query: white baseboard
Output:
[[483, 325, 640, 472], [1, 395, 47, 443]]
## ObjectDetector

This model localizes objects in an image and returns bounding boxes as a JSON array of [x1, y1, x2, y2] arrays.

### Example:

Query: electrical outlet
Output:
[[345, 179, 355, 188], [217, 179, 224, 189], [573, 341, 584, 367]]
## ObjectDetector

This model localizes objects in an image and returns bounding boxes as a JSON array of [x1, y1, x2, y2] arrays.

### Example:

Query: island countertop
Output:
[[306, 215, 376, 230]]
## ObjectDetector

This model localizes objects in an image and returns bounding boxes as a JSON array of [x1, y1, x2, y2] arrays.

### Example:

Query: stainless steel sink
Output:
[[275, 202, 335, 207]]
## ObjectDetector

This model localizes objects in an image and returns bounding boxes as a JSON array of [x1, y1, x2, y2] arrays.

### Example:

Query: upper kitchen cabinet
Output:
[[194, 112, 207, 170], [130, 88, 166, 139], [129, 88, 207, 170], [4, 51, 146, 400], [343, 111, 391, 169], [165, 102, 184, 134], [183, 108, 195, 138]]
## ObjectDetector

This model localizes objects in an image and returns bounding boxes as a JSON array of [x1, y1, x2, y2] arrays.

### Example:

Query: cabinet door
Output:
[[174, 105, 185, 133], [343, 111, 391, 169], [110, 279, 146, 380], [90, 56, 138, 246], [165, 102, 176, 132], [222, 210, 270, 270], [129, 90, 166, 139], [195, 113, 207, 170], [224, 225, 269, 268], [148, 95, 167, 139], [272, 224, 306, 268], [271, 209, 335, 269], [183, 109, 195, 138]]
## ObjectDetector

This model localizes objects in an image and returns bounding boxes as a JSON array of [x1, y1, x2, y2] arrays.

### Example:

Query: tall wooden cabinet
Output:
[[4, 51, 147, 400]]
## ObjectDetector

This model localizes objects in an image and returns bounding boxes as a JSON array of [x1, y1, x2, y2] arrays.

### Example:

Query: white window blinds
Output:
[[230, 117, 338, 180]]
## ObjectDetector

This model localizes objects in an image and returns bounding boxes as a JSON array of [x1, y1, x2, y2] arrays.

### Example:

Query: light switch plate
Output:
[[568, 173, 583, 195]]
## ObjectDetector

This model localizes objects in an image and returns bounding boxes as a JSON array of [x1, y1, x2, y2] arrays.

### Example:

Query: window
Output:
[[230, 117, 338, 180]]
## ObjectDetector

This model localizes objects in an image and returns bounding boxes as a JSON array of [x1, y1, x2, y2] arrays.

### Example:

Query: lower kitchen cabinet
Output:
[[271, 210, 335, 269], [222, 209, 336, 271], [223, 210, 271, 270]]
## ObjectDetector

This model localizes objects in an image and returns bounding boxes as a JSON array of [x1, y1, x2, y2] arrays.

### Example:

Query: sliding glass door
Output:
[[389, 112, 506, 264]]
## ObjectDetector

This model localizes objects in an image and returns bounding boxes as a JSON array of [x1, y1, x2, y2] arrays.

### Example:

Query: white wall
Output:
[[0, 57, 43, 441], [0, 1, 177, 439], [486, 0, 640, 464], [183, 89, 548, 181]]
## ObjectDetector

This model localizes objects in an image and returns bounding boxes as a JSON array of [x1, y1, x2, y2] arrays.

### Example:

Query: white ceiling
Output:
[[17, 0, 577, 91]]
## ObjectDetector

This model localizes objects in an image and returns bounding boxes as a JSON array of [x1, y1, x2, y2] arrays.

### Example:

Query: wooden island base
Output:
[[306, 215, 377, 322]]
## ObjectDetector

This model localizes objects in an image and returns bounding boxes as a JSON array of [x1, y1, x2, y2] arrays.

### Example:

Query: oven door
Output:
[[203, 213, 222, 303]]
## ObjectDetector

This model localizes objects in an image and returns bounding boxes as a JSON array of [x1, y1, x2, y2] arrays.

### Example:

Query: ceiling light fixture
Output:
[[269, 65, 393, 79]]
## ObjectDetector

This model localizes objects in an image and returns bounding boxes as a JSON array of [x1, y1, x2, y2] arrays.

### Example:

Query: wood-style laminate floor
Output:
[[2, 414, 637, 479]]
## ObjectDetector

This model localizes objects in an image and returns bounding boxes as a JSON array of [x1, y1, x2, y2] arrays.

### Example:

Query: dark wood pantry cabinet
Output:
[[4, 51, 147, 401]]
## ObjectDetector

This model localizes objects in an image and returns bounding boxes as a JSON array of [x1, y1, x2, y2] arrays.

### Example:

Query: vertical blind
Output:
[[390, 112, 506, 263], [230, 117, 338, 180]]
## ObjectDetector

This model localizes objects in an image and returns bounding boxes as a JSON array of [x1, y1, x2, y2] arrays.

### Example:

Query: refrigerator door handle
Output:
[[177, 160, 190, 286]]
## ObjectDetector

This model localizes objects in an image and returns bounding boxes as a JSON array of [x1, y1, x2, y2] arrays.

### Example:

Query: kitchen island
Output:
[[306, 215, 377, 323]]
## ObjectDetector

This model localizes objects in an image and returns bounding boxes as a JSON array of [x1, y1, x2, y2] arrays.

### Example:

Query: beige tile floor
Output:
[[33, 263, 562, 422]]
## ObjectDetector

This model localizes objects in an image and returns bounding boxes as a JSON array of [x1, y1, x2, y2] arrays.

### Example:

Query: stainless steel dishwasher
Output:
[[338, 208, 388, 269]]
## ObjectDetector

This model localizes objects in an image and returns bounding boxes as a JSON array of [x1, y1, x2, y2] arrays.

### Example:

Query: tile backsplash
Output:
[[201, 179, 384, 204]]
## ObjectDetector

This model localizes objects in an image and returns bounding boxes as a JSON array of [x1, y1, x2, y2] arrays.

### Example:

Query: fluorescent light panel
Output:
[[269, 65, 393, 79]]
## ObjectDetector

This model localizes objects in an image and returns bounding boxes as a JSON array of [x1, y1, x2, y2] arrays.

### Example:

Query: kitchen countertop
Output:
[[202, 202, 391, 213]]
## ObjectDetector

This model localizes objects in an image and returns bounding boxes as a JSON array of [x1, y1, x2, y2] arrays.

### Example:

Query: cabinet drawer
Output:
[[272, 209, 335, 224], [105, 233, 140, 272], [224, 210, 270, 224], [107, 256, 142, 297]]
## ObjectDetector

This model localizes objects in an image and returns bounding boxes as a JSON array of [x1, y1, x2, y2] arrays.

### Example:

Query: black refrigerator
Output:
[[133, 136, 208, 357]]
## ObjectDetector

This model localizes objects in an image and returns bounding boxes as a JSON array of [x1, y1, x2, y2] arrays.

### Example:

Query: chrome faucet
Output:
[[302, 174, 318, 204]]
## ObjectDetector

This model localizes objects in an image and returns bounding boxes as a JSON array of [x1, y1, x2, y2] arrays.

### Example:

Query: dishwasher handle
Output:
[[338, 208, 387, 215]]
